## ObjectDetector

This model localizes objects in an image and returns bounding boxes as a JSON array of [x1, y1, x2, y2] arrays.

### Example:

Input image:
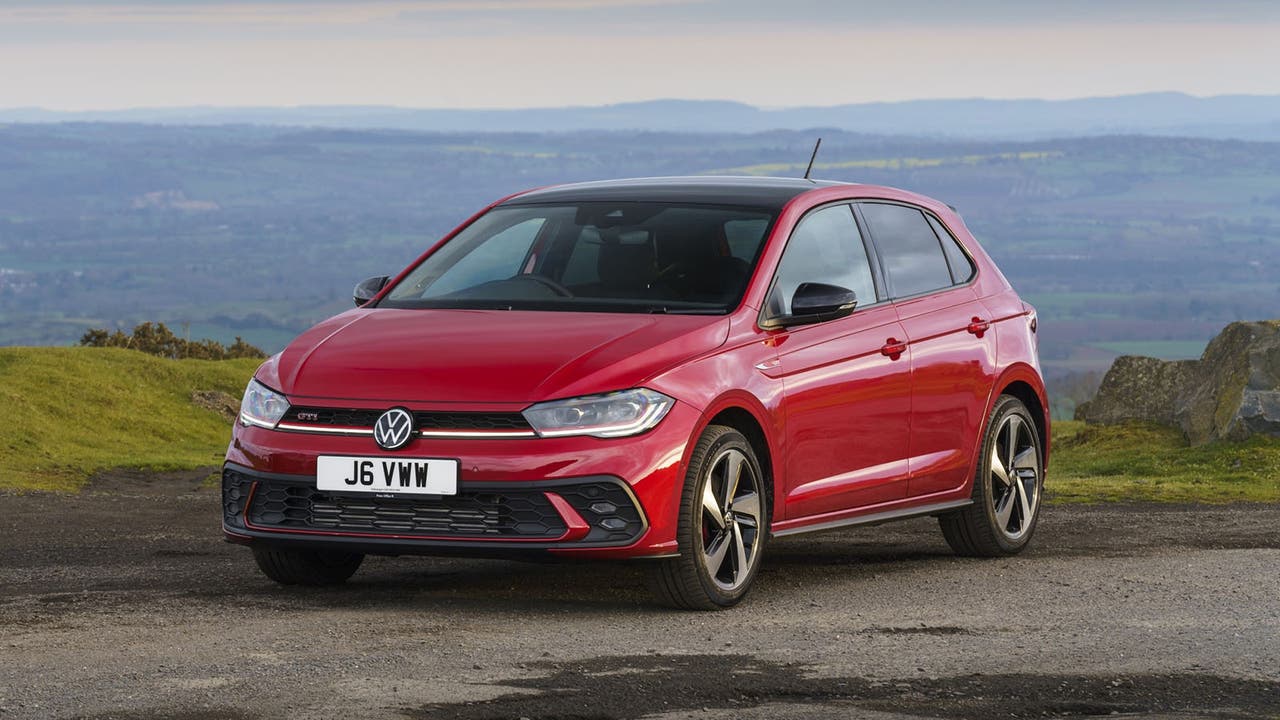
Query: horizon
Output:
[[3, 89, 1275, 113]]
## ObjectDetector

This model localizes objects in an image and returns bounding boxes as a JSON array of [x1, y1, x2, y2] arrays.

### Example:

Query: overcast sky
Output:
[[3, 0, 1280, 110]]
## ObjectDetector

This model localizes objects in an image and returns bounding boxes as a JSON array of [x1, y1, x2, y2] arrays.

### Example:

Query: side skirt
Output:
[[771, 499, 972, 538]]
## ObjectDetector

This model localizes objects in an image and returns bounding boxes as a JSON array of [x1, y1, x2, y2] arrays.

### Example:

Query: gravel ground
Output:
[[1, 469, 1278, 719]]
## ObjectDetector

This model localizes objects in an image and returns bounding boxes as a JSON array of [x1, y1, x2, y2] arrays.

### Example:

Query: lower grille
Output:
[[222, 468, 644, 544]]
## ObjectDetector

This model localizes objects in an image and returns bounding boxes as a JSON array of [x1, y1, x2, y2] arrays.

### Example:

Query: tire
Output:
[[647, 425, 768, 610], [251, 545, 364, 586], [939, 395, 1044, 557]]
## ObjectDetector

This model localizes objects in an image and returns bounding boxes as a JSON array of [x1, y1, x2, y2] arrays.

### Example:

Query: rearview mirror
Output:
[[766, 282, 856, 328], [353, 275, 390, 307]]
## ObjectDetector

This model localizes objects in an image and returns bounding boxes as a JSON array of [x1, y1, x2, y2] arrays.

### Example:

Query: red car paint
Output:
[[224, 177, 1048, 560]]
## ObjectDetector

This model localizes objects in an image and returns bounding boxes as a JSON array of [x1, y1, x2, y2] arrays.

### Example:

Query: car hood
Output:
[[259, 308, 730, 405]]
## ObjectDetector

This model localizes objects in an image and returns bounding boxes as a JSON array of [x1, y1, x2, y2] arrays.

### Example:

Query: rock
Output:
[[1071, 355, 1198, 427], [191, 390, 240, 423], [1075, 320, 1280, 444]]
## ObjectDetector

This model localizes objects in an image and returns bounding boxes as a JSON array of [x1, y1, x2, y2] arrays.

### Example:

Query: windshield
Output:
[[379, 202, 776, 314]]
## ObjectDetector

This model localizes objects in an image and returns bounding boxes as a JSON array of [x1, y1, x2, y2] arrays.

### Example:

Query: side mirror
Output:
[[766, 282, 856, 328], [353, 275, 390, 307]]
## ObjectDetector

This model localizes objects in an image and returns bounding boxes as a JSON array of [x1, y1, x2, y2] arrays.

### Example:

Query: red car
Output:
[[223, 176, 1049, 609]]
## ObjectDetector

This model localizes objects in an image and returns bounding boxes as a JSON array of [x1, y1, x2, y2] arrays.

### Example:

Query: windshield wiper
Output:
[[644, 306, 724, 315]]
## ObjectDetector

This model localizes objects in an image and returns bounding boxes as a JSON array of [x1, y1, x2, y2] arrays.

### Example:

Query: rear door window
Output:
[[860, 202, 953, 298]]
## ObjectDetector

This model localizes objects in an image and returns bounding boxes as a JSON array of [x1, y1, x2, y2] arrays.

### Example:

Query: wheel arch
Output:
[[704, 406, 775, 524], [992, 365, 1051, 469]]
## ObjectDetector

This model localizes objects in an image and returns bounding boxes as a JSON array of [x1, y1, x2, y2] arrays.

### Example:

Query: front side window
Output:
[[860, 202, 954, 298], [767, 204, 876, 318], [381, 203, 775, 314]]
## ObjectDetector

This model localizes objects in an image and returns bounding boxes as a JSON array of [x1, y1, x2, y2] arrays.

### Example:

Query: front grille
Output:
[[223, 468, 645, 544], [284, 406, 531, 432]]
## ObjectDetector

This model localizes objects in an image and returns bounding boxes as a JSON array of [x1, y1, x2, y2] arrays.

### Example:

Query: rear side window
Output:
[[768, 204, 876, 317], [928, 214, 975, 284], [860, 202, 952, 298]]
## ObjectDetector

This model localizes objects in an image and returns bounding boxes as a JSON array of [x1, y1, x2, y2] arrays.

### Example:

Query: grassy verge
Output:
[[2, 347, 1276, 503], [1048, 420, 1280, 503], [0, 347, 259, 492]]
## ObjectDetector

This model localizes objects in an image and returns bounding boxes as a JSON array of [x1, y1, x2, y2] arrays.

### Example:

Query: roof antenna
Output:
[[803, 137, 822, 180]]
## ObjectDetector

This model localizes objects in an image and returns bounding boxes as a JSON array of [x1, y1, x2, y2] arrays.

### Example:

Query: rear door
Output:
[[767, 203, 913, 519], [857, 202, 997, 499]]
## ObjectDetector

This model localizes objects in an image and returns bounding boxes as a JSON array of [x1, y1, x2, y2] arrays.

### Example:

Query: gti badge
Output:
[[373, 408, 415, 450]]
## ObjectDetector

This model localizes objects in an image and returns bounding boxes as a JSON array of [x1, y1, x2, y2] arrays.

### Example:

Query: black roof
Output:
[[502, 176, 847, 210]]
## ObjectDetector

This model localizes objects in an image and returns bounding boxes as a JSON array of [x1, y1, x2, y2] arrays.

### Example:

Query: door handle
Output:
[[966, 317, 990, 337], [880, 338, 906, 360]]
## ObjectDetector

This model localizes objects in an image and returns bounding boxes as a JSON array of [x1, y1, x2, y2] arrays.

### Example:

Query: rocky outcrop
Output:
[[1075, 320, 1280, 444]]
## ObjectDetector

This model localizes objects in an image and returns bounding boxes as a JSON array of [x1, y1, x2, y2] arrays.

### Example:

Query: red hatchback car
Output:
[[223, 176, 1049, 609]]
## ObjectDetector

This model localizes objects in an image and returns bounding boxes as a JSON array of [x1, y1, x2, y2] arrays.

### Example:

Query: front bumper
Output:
[[222, 400, 701, 558]]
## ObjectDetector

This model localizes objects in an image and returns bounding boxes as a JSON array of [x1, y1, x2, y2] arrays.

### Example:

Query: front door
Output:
[[766, 203, 914, 520]]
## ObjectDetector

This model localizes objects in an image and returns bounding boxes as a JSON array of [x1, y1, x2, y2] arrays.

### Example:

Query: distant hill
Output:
[[2, 122, 1278, 397], [6, 93, 1280, 140]]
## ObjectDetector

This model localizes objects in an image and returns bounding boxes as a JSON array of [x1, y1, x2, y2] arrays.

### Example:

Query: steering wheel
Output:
[[519, 274, 574, 298]]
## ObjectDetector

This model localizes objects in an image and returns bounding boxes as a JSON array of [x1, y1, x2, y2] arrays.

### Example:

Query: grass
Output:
[[2, 348, 1276, 504], [1048, 420, 1280, 503], [0, 347, 259, 492]]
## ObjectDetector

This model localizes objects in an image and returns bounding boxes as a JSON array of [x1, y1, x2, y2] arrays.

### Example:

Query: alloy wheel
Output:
[[699, 447, 762, 591], [989, 413, 1041, 540]]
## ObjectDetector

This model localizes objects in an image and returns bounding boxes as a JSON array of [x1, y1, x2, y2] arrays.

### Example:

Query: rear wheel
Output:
[[252, 545, 364, 586], [939, 395, 1043, 557], [647, 425, 768, 610]]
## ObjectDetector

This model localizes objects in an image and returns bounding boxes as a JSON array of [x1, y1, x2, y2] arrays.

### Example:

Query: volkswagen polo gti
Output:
[[223, 176, 1049, 609]]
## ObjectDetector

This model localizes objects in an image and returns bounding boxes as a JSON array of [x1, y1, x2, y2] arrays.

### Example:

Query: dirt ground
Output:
[[1, 468, 1278, 719]]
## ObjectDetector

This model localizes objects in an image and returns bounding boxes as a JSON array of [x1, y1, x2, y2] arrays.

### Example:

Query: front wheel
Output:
[[252, 545, 364, 586], [939, 395, 1044, 557], [647, 425, 768, 610]]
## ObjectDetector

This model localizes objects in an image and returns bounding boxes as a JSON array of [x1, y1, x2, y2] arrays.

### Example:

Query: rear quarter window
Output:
[[927, 214, 975, 284]]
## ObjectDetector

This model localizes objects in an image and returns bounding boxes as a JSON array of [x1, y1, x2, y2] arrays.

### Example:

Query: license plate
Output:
[[316, 455, 459, 496]]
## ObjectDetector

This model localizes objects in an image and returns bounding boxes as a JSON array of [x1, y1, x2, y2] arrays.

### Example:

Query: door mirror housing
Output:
[[765, 282, 857, 328], [353, 275, 390, 307]]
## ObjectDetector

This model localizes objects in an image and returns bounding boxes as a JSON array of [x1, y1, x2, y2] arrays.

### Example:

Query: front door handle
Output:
[[966, 317, 990, 337], [881, 338, 907, 360]]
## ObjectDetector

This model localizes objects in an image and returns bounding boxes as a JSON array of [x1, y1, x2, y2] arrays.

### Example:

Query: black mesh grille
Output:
[[284, 407, 531, 432], [414, 412, 531, 431], [556, 482, 647, 543], [222, 468, 645, 544], [223, 469, 251, 529]]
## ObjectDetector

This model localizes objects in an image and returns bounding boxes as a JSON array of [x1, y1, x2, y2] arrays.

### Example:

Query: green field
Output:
[[1089, 340, 1208, 360], [0, 347, 259, 491], [1048, 420, 1280, 503]]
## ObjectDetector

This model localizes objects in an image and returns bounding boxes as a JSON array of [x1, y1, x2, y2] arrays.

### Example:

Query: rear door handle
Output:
[[966, 317, 990, 337], [880, 338, 906, 360]]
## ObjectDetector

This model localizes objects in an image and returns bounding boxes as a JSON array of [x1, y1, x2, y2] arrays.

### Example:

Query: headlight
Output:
[[239, 379, 290, 429], [523, 388, 673, 438]]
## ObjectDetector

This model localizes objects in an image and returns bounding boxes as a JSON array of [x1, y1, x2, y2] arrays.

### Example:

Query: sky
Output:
[[3, 0, 1280, 110]]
